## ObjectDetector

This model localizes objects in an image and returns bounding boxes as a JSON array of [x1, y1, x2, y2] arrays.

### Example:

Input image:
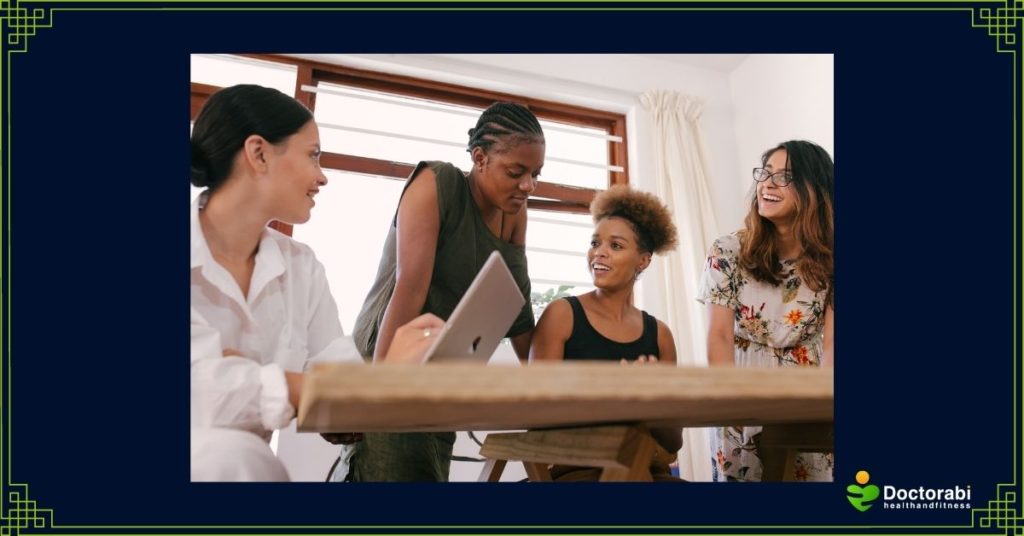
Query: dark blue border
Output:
[[1, 1, 1020, 532]]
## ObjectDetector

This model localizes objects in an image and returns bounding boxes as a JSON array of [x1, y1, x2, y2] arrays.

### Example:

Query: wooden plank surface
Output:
[[297, 362, 833, 433], [479, 426, 649, 469]]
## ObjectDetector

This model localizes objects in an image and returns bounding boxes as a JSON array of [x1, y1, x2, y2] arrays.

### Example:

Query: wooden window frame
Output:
[[190, 54, 630, 229]]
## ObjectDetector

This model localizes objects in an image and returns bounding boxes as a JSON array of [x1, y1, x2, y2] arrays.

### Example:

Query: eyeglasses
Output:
[[752, 167, 794, 187]]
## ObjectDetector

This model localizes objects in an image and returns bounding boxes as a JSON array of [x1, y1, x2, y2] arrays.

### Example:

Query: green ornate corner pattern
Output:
[[971, 0, 1023, 52], [0, 0, 52, 52], [970, 3, 1021, 535], [1, 484, 54, 535], [0, 0, 55, 533], [0, 1, 1018, 535], [972, 484, 1023, 535]]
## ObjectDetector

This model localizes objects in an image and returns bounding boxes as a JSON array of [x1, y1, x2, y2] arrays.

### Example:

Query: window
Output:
[[189, 54, 631, 331]]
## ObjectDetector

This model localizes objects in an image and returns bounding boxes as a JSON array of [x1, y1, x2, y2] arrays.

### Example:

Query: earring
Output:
[[634, 270, 643, 281]]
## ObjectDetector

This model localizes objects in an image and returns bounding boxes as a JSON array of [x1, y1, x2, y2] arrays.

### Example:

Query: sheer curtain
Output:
[[640, 90, 720, 482]]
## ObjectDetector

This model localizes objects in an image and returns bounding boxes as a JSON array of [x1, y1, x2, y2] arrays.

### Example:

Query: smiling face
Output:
[[264, 120, 326, 224], [472, 141, 545, 214], [587, 216, 651, 290], [756, 148, 799, 225]]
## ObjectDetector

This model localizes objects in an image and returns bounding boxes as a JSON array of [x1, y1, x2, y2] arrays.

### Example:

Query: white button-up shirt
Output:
[[190, 193, 361, 440]]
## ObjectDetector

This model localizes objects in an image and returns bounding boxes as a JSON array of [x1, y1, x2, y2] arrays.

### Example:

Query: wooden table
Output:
[[298, 362, 833, 481]]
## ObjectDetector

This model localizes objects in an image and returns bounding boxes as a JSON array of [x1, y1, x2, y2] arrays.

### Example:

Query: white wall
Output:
[[729, 54, 835, 216]]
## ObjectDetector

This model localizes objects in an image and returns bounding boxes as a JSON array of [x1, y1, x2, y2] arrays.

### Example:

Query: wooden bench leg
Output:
[[599, 427, 656, 482], [758, 446, 788, 481], [479, 425, 664, 482], [478, 458, 507, 482], [757, 423, 834, 482], [782, 449, 799, 482], [523, 462, 552, 481]]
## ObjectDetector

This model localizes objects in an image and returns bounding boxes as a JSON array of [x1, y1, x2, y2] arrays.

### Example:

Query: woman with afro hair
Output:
[[530, 184, 682, 481]]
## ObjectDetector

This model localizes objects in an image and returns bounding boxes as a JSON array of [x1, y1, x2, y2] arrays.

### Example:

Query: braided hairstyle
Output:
[[466, 101, 545, 154], [590, 185, 678, 255]]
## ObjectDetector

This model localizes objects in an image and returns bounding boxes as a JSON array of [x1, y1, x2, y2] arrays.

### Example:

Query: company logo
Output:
[[847, 470, 880, 512], [845, 470, 972, 512]]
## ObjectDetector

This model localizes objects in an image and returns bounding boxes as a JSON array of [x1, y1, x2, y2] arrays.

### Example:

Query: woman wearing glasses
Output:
[[698, 140, 834, 482]]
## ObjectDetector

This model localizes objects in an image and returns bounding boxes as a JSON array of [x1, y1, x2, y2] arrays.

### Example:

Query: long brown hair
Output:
[[739, 140, 834, 304]]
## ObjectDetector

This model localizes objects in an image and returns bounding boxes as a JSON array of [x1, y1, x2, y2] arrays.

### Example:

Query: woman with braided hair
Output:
[[530, 185, 683, 481], [334, 102, 545, 482]]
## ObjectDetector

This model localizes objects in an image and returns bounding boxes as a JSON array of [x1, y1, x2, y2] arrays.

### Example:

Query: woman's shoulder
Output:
[[639, 308, 668, 330], [419, 161, 468, 203], [710, 232, 742, 257], [545, 297, 576, 317], [653, 316, 672, 336], [422, 161, 464, 181], [535, 296, 575, 333], [404, 161, 462, 185]]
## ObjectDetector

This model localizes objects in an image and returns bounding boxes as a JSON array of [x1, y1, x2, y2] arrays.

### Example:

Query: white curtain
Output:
[[640, 90, 720, 482]]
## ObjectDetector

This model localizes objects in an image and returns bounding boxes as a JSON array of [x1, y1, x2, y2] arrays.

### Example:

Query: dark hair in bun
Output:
[[190, 84, 313, 190]]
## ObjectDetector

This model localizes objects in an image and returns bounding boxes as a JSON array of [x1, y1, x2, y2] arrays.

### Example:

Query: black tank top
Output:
[[562, 296, 660, 361]]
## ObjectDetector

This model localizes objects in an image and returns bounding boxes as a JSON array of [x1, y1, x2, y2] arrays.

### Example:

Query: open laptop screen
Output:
[[422, 251, 526, 363]]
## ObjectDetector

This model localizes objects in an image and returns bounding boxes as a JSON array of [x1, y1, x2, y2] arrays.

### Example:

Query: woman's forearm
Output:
[[510, 330, 533, 363], [707, 334, 735, 366], [374, 296, 421, 361]]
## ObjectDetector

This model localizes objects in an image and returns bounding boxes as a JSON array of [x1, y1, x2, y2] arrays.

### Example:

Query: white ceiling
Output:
[[289, 53, 751, 111], [299, 53, 750, 76], [634, 54, 750, 73]]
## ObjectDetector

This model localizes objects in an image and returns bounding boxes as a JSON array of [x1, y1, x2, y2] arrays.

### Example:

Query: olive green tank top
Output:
[[352, 160, 534, 358]]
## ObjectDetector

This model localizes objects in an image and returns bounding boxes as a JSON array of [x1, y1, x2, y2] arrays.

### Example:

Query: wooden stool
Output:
[[756, 422, 834, 481], [478, 424, 671, 482]]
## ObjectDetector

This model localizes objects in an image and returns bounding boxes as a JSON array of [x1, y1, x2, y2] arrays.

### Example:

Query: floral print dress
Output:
[[697, 233, 833, 482]]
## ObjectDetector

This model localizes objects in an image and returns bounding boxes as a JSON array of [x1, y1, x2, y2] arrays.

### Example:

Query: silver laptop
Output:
[[423, 251, 526, 363]]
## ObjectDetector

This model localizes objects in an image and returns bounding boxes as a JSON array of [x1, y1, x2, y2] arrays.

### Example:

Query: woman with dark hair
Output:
[[339, 102, 545, 482], [190, 84, 443, 481], [699, 140, 834, 482], [530, 185, 683, 481]]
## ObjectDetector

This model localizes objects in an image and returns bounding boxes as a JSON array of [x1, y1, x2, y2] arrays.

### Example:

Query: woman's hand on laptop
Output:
[[383, 313, 445, 364]]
